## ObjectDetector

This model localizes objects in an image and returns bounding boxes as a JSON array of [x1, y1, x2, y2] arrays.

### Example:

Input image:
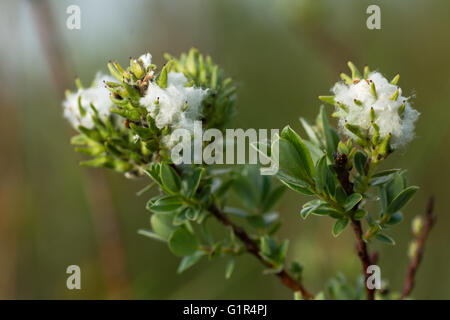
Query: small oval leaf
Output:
[[386, 186, 419, 215], [169, 228, 199, 257]]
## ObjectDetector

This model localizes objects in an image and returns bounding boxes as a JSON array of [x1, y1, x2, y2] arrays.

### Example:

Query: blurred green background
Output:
[[1, 0, 449, 299]]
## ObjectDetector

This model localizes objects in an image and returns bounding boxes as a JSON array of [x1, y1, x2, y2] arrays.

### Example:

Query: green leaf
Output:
[[273, 137, 315, 185], [278, 240, 289, 262], [372, 169, 401, 178], [333, 218, 349, 237], [223, 206, 248, 218], [353, 209, 368, 220], [173, 207, 189, 226], [160, 163, 182, 194], [303, 140, 325, 164], [156, 60, 174, 88], [334, 186, 347, 204], [378, 185, 388, 211], [354, 151, 367, 176], [261, 185, 285, 213], [148, 195, 184, 213], [137, 229, 167, 243], [185, 206, 201, 221], [168, 228, 199, 257], [184, 167, 205, 198], [343, 193, 362, 212], [232, 176, 259, 210], [319, 105, 339, 160], [129, 122, 153, 140], [225, 258, 236, 279], [386, 186, 419, 215], [314, 156, 328, 194], [300, 199, 326, 220], [386, 172, 406, 204], [136, 182, 156, 197], [370, 174, 396, 186], [281, 126, 314, 180], [385, 211, 403, 225], [280, 179, 314, 195], [177, 251, 205, 273], [311, 204, 343, 218], [299, 118, 321, 146], [150, 213, 175, 239], [325, 165, 337, 198], [376, 233, 395, 245]]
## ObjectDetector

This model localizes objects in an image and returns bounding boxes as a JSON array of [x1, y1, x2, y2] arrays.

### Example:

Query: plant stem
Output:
[[208, 203, 314, 299], [165, 163, 314, 298], [400, 197, 436, 299], [334, 153, 374, 300], [350, 219, 375, 300]]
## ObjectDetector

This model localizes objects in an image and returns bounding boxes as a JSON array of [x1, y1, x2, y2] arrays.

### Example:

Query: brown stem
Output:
[[351, 220, 375, 300], [400, 197, 436, 299], [208, 203, 314, 299], [334, 153, 374, 300]]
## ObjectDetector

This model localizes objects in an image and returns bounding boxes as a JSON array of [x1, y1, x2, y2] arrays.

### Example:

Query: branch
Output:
[[350, 220, 374, 300], [334, 153, 375, 300], [208, 203, 314, 299], [167, 164, 314, 298], [400, 197, 436, 299]]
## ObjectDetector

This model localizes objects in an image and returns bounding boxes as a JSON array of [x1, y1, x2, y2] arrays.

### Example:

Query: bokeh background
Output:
[[1, 0, 449, 299]]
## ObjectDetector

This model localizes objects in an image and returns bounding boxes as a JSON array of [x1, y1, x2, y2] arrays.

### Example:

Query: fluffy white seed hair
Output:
[[332, 72, 420, 149], [138, 53, 152, 69], [140, 72, 208, 131], [63, 73, 117, 129]]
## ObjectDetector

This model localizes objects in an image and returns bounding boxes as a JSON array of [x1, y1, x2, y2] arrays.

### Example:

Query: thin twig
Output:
[[350, 220, 374, 300], [400, 197, 436, 299], [208, 203, 314, 299], [334, 153, 375, 300]]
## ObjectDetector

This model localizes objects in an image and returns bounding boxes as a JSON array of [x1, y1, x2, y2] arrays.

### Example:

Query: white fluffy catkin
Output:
[[140, 71, 208, 132], [63, 73, 117, 129], [332, 72, 420, 149]]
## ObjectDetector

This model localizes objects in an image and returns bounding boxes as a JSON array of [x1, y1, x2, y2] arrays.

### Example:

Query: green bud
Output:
[[398, 101, 406, 117], [77, 95, 86, 117], [356, 138, 369, 147], [377, 133, 392, 155], [131, 59, 145, 79], [370, 80, 377, 99], [408, 241, 418, 259], [353, 99, 363, 107], [370, 107, 376, 121], [338, 141, 349, 155], [318, 95, 335, 105], [390, 89, 399, 101], [105, 81, 121, 88], [182, 101, 188, 111], [108, 62, 123, 82], [347, 61, 362, 79], [337, 101, 348, 112], [363, 65, 370, 79], [345, 122, 366, 139], [412, 216, 423, 237], [161, 125, 169, 135], [75, 77, 84, 89], [371, 121, 380, 145], [391, 74, 400, 85], [156, 60, 174, 89], [340, 73, 352, 85], [113, 61, 127, 79]]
